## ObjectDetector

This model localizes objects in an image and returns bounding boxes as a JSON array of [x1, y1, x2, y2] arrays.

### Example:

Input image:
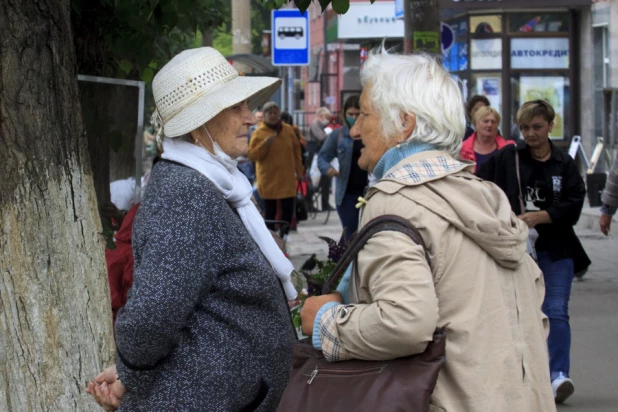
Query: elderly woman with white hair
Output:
[[85, 47, 297, 411], [300, 50, 556, 411]]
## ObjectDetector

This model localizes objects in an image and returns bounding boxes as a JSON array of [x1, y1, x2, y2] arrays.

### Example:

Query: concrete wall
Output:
[[609, 1, 618, 87], [579, 7, 595, 157], [580, 0, 618, 162]]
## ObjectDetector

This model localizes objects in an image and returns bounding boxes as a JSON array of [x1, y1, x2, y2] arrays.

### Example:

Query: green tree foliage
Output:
[[290, 0, 356, 14], [251, 0, 271, 56], [71, 0, 228, 83], [213, 27, 234, 56]]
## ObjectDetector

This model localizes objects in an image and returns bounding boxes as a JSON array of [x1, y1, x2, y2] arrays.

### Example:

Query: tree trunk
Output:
[[0, 0, 115, 410], [404, 0, 441, 54], [232, 0, 252, 54]]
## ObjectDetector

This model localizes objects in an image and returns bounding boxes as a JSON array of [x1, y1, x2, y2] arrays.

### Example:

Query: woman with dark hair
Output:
[[478, 99, 590, 404], [464, 95, 490, 140], [317, 95, 366, 239]]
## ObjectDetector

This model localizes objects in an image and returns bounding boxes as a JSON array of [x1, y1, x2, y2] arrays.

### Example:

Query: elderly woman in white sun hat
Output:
[[85, 47, 297, 411]]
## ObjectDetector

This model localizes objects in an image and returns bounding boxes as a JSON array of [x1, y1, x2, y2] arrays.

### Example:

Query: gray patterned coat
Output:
[[115, 160, 295, 411]]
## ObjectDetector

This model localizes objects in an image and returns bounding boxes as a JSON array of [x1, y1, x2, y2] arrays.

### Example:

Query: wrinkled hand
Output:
[[600, 214, 612, 236], [85, 365, 126, 411], [326, 167, 340, 178], [300, 293, 343, 337], [101, 202, 125, 230], [518, 211, 550, 229]]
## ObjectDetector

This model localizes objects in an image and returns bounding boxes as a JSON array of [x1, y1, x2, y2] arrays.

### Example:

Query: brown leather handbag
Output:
[[278, 215, 447, 412]]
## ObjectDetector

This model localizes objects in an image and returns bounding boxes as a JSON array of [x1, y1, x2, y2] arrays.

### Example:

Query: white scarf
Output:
[[161, 139, 298, 300]]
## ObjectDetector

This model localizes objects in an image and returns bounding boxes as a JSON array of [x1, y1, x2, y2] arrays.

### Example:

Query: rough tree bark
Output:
[[404, 0, 441, 54], [0, 0, 115, 410]]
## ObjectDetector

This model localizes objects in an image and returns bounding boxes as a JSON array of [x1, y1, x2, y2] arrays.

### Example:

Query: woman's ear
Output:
[[400, 112, 416, 143], [549, 121, 554, 133]]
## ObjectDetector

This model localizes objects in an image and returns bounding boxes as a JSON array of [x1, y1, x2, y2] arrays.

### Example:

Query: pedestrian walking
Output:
[[85, 47, 297, 411], [307, 107, 334, 210], [306, 107, 331, 169], [459, 106, 514, 171], [317, 95, 366, 240], [599, 150, 618, 235], [463, 95, 490, 140], [248, 102, 304, 238], [478, 99, 591, 404], [301, 49, 556, 411]]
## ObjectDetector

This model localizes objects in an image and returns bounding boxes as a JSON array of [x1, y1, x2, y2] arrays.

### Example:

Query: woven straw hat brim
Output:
[[163, 75, 282, 138]]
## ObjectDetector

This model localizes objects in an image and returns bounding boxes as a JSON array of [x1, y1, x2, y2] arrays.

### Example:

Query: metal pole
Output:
[[280, 67, 287, 112], [287, 66, 294, 114]]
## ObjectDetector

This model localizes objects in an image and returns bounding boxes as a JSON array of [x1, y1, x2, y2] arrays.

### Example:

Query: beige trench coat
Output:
[[317, 151, 556, 412]]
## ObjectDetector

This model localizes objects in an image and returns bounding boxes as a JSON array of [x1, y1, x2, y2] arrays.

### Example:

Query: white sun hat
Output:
[[152, 47, 281, 138]]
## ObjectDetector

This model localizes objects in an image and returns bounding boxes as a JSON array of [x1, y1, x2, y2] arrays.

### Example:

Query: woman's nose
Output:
[[350, 123, 360, 138], [246, 111, 256, 125]]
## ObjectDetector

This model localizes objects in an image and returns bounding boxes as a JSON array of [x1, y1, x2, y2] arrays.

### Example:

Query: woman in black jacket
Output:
[[477, 99, 590, 405]]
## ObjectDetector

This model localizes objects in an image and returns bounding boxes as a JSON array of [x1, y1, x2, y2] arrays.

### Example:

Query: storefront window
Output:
[[510, 38, 569, 69], [470, 39, 502, 70], [508, 13, 569, 33], [443, 17, 469, 73], [468, 72, 503, 131], [470, 15, 502, 34], [511, 74, 570, 141], [443, 40, 468, 73]]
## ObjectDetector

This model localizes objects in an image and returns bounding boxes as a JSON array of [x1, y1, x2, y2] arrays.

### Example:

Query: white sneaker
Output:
[[551, 373, 574, 403]]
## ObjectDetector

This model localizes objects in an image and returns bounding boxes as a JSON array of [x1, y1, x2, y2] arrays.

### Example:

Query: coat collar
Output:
[[365, 151, 475, 200]]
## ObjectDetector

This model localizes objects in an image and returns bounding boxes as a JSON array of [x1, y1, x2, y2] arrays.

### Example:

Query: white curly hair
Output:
[[360, 47, 466, 156]]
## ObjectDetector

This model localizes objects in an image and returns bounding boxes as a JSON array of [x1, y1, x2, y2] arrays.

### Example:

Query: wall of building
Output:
[[580, 0, 618, 162]]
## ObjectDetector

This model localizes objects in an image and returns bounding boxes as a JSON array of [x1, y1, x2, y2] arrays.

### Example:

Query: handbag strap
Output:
[[515, 150, 526, 215], [322, 215, 430, 294]]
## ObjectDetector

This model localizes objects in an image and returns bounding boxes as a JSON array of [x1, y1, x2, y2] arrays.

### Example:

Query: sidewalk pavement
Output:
[[287, 204, 614, 267], [287, 211, 343, 270], [577, 204, 618, 232]]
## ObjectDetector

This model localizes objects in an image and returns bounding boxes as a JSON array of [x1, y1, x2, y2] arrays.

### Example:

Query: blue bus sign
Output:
[[272, 9, 310, 66]]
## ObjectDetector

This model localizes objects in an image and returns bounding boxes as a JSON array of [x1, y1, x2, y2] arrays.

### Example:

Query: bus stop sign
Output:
[[272, 9, 310, 66]]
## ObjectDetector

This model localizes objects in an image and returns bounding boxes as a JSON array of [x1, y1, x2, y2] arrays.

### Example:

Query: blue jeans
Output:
[[337, 193, 361, 241], [537, 251, 574, 380]]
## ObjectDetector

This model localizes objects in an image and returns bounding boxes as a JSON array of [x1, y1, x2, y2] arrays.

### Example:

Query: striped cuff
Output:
[[601, 203, 617, 216], [312, 302, 340, 350]]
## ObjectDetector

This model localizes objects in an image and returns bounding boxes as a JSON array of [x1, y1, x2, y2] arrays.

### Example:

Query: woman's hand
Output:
[[517, 211, 551, 229], [300, 293, 343, 337], [326, 167, 340, 178], [85, 365, 126, 411], [600, 213, 612, 236]]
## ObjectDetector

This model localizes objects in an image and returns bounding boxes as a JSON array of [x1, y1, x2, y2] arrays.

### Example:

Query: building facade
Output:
[[299, 0, 616, 166]]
